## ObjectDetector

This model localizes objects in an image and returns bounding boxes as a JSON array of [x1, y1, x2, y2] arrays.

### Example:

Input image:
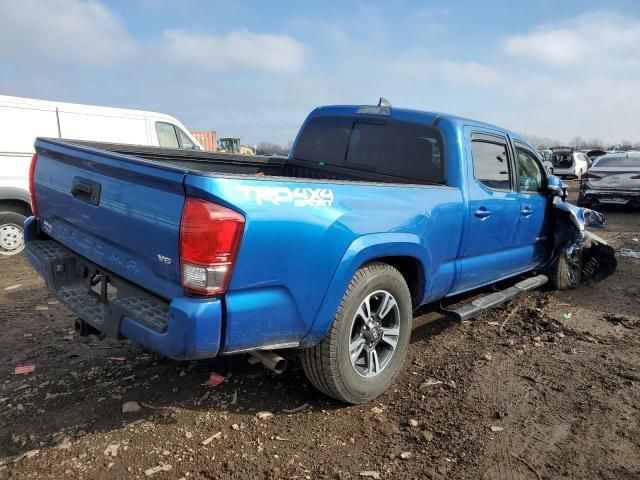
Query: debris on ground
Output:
[[620, 248, 640, 258], [359, 471, 381, 479], [282, 402, 309, 414], [562, 312, 572, 321], [202, 432, 222, 445], [13, 365, 36, 375], [490, 426, 504, 432], [103, 443, 120, 457], [201, 372, 225, 387], [420, 378, 442, 388], [121, 401, 142, 413], [256, 411, 274, 420], [144, 464, 172, 476], [3, 284, 22, 291]]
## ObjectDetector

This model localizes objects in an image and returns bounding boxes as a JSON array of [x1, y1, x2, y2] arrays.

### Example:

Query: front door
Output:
[[513, 142, 553, 269], [457, 130, 521, 292]]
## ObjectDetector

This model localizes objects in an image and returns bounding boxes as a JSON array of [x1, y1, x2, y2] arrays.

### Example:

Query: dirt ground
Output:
[[1, 185, 639, 480]]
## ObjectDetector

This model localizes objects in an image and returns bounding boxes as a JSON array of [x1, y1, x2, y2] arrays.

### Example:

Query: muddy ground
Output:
[[1, 185, 639, 479]]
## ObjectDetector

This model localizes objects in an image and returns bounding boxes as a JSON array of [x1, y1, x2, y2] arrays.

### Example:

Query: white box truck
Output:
[[0, 95, 202, 257]]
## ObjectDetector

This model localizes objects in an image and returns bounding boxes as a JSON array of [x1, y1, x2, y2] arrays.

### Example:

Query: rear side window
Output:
[[156, 122, 180, 148], [594, 155, 640, 167], [471, 139, 511, 190], [292, 116, 444, 183]]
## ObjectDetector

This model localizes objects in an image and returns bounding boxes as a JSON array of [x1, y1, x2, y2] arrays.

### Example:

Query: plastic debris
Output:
[[359, 472, 381, 479], [109, 357, 126, 362], [256, 411, 274, 419], [14, 365, 36, 375], [620, 248, 640, 258], [201, 372, 225, 387], [490, 426, 504, 432], [121, 401, 141, 413], [202, 431, 222, 445], [562, 312, 572, 321], [3, 284, 22, 291], [104, 443, 120, 457], [282, 403, 309, 414], [145, 464, 172, 476]]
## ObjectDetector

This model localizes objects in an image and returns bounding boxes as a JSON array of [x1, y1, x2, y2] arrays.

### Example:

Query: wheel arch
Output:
[[300, 232, 429, 347], [0, 188, 33, 217]]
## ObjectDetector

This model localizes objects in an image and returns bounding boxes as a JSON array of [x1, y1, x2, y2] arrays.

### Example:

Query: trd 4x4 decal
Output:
[[236, 185, 334, 207]]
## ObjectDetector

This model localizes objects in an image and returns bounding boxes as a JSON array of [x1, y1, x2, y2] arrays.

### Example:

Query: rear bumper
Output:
[[24, 218, 222, 360], [579, 187, 640, 205]]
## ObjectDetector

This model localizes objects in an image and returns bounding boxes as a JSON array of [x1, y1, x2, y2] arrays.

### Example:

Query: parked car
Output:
[[586, 149, 607, 163], [550, 147, 590, 179], [25, 103, 606, 403], [578, 152, 640, 206], [0, 95, 202, 257]]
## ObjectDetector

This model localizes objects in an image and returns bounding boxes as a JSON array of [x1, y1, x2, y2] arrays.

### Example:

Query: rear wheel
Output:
[[550, 246, 582, 290], [0, 211, 27, 258], [300, 262, 412, 404]]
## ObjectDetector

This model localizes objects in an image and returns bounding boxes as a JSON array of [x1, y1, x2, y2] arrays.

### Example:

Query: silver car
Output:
[[578, 152, 640, 206]]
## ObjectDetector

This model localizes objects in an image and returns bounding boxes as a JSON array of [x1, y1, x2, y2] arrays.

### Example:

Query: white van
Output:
[[0, 95, 202, 257]]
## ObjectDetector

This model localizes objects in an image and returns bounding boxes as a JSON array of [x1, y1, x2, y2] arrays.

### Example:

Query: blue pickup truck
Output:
[[25, 102, 606, 403]]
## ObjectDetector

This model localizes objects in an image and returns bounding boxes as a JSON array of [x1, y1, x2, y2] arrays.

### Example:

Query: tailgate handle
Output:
[[71, 177, 101, 206]]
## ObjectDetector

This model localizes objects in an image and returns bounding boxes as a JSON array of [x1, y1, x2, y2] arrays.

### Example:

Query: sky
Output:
[[1, 0, 640, 146]]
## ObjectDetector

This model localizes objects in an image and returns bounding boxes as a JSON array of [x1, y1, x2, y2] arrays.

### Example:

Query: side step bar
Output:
[[443, 274, 548, 321]]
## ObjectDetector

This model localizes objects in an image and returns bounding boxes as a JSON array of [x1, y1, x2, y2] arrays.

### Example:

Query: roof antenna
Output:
[[378, 97, 391, 108]]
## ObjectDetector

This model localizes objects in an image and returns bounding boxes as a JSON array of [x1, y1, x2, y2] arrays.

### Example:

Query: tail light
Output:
[[29, 153, 38, 217], [581, 172, 601, 181], [179, 197, 245, 296], [631, 175, 640, 179]]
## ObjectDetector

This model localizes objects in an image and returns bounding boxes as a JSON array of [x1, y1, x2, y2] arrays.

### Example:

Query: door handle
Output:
[[521, 206, 533, 217], [474, 207, 492, 219]]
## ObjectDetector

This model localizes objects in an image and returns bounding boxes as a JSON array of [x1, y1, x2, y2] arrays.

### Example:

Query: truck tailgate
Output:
[[33, 139, 185, 300]]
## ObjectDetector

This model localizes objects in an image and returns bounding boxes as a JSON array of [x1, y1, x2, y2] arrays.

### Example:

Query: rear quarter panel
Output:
[[185, 174, 464, 351]]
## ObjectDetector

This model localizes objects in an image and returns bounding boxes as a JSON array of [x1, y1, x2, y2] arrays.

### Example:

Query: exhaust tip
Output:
[[272, 358, 288, 375], [249, 350, 288, 375]]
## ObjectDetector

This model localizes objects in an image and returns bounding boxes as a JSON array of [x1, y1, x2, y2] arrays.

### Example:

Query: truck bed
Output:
[[62, 139, 432, 185]]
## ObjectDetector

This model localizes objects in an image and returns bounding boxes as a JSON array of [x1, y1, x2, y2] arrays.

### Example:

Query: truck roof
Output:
[[311, 104, 529, 145]]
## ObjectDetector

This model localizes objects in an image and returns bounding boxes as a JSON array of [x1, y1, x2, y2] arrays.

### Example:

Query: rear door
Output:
[[512, 142, 553, 269], [457, 130, 520, 292], [34, 140, 186, 300]]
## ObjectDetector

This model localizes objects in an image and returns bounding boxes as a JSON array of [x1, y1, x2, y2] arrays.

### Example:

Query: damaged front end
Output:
[[552, 197, 617, 283]]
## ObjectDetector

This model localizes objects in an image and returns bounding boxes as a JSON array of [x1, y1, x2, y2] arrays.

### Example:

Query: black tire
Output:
[[0, 211, 27, 258], [550, 246, 582, 290], [300, 262, 412, 404]]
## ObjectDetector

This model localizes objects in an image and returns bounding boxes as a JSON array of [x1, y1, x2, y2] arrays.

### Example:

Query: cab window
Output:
[[471, 138, 511, 190], [516, 146, 544, 193], [155, 122, 180, 148], [176, 127, 197, 150]]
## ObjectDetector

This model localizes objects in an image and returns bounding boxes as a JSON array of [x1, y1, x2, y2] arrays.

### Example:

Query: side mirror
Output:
[[547, 175, 567, 199]]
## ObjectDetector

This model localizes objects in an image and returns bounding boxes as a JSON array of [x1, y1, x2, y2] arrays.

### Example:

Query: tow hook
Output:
[[75, 318, 100, 337]]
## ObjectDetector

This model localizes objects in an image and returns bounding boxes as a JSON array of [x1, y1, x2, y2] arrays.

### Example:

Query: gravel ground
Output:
[[1, 186, 639, 479]]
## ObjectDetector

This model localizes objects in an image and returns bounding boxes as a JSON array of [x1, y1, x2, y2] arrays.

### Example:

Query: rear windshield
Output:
[[594, 155, 640, 168], [292, 116, 444, 184]]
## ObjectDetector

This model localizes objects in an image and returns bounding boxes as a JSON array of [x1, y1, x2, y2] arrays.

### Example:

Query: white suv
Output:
[[550, 147, 590, 179]]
